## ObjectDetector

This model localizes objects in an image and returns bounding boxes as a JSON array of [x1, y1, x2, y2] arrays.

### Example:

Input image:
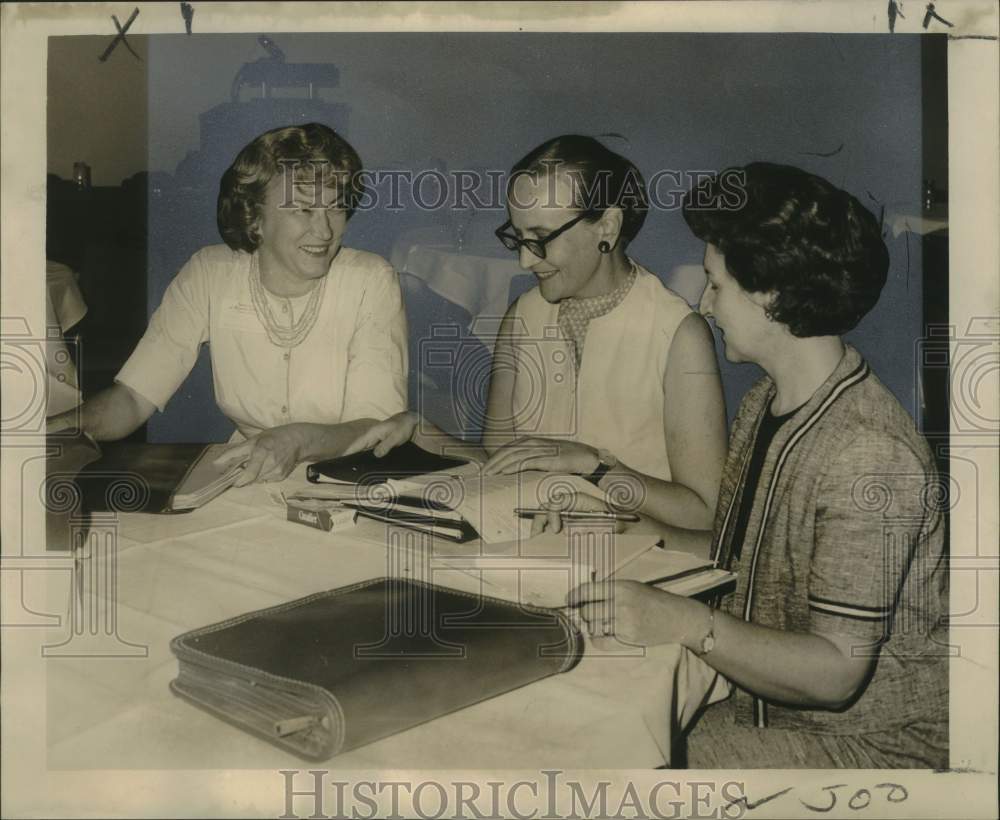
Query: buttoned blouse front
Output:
[[116, 244, 408, 438]]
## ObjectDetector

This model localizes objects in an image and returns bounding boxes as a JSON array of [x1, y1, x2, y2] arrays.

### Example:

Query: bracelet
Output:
[[696, 609, 716, 657]]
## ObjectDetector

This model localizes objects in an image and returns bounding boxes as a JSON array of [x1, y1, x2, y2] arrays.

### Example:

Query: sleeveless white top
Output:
[[509, 263, 692, 481]]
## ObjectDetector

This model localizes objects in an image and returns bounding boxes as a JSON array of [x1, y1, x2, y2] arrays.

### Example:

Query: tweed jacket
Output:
[[713, 345, 948, 733]]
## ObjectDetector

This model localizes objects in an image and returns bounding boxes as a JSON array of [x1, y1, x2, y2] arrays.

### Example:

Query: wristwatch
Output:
[[696, 609, 716, 657], [584, 448, 618, 486]]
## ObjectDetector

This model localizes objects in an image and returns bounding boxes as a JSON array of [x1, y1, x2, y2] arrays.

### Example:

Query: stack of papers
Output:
[[617, 546, 736, 597], [398, 532, 660, 608], [172, 444, 246, 511], [388, 463, 606, 544]]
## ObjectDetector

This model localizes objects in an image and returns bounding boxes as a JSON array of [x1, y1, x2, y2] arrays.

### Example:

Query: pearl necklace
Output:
[[248, 253, 327, 349]]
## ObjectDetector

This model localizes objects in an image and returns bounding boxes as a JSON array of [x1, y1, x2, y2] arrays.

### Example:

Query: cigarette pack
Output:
[[286, 499, 357, 532]]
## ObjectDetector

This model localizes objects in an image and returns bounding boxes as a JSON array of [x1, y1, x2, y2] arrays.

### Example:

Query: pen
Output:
[[513, 508, 640, 522]]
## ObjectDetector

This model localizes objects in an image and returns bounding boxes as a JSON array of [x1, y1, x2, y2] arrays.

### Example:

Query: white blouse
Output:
[[117, 244, 408, 438]]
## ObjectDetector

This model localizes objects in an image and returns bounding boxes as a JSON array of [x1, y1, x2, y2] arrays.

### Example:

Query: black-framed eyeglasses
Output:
[[494, 212, 591, 260]]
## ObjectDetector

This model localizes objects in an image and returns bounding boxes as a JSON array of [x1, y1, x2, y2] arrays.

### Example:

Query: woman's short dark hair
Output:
[[217, 123, 365, 253], [682, 162, 889, 337], [508, 134, 649, 248]]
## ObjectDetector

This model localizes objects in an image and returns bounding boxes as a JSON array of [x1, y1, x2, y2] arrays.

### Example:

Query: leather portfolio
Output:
[[169, 577, 584, 761]]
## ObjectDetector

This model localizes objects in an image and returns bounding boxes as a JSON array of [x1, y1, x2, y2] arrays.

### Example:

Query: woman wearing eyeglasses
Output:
[[351, 135, 727, 533]]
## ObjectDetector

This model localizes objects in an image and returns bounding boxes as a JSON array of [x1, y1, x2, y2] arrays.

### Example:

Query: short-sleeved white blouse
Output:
[[116, 244, 408, 438]]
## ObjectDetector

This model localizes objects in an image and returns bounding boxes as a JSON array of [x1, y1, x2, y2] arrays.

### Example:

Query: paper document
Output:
[[617, 547, 737, 597], [432, 532, 661, 608], [389, 466, 607, 544], [172, 444, 245, 510]]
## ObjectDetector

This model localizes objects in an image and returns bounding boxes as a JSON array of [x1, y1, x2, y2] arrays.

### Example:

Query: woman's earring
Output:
[[598, 241, 612, 254]]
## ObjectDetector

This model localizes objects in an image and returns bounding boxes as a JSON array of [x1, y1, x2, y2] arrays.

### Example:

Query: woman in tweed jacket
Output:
[[569, 162, 948, 768]]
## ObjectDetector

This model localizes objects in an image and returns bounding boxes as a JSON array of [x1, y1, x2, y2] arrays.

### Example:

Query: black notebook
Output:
[[170, 577, 583, 761], [340, 495, 480, 543], [307, 441, 469, 486]]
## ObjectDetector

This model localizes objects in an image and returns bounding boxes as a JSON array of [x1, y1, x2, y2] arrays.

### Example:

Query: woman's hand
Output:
[[483, 437, 600, 476], [568, 580, 705, 647], [343, 411, 418, 457], [214, 424, 307, 486]]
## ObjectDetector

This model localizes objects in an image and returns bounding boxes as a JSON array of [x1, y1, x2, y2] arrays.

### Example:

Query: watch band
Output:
[[585, 462, 611, 486], [584, 449, 618, 486]]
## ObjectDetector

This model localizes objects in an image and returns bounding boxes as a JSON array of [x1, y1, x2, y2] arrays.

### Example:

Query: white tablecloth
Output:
[[889, 205, 949, 237], [45, 476, 726, 770]]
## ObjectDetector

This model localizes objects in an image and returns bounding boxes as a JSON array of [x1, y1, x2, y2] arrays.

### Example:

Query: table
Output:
[[390, 228, 525, 345], [44, 473, 726, 770]]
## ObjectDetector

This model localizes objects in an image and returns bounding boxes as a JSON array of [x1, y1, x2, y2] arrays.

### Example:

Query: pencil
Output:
[[513, 508, 640, 522]]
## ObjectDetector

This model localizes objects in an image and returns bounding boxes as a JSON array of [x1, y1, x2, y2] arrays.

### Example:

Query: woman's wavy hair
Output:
[[508, 134, 649, 248], [217, 123, 365, 253], [682, 162, 889, 337]]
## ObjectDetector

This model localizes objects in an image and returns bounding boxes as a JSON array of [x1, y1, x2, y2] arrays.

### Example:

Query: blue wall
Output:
[[144, 33, 926, 442]]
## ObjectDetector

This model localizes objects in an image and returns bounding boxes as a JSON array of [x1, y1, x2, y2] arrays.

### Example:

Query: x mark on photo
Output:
[[98, 8, 141, 62]]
